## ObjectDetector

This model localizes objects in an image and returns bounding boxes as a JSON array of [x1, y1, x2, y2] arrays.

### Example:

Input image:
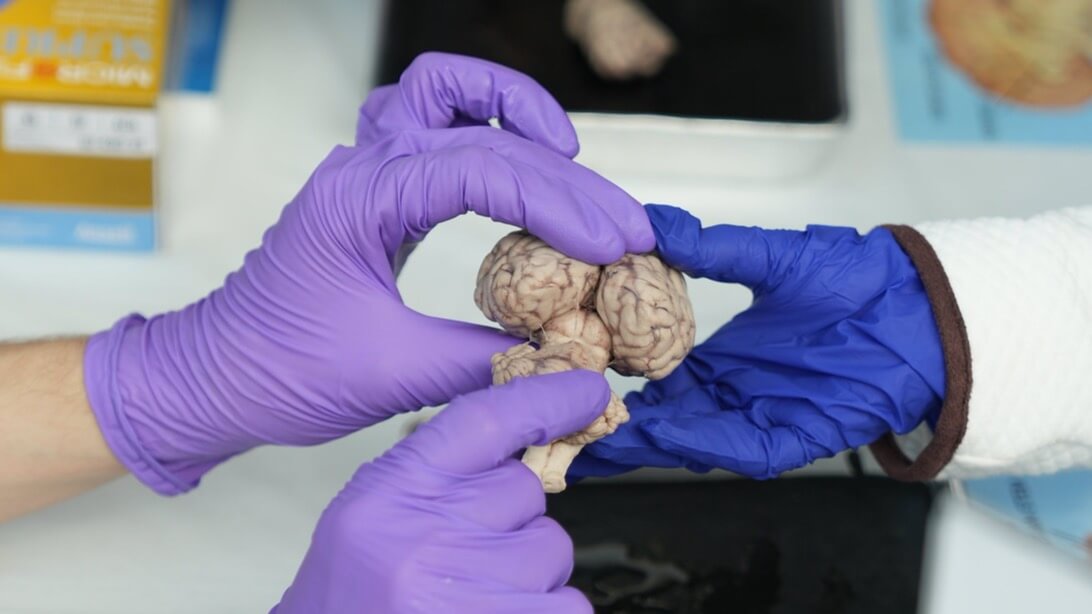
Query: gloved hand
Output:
[[352, 52, 583, 275], [355, 52, 579, 156], [84, 54, 654, 495], [572, 204, 946, 479], [273, 370, 605, 614]]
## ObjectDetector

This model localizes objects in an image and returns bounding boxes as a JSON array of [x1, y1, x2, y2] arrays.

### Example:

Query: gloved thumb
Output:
[[405, 313, 522, 406], [641, 402, 836, 479], [645, 204, 799, 288], [401, 370, 612, 475], [577, 387, 719, 474]]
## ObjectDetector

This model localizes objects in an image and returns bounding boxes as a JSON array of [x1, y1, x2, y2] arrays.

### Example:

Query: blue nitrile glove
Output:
[[571, 204, 946, 479]]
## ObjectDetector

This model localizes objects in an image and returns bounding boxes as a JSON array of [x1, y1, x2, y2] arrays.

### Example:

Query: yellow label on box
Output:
[[0, 100, 155, 208], [0, 0, 170, 106], [0, 0, 168, 250]]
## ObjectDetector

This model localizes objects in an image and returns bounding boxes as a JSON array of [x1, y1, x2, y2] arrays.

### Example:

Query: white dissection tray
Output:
[[570, 111, 847, 181]]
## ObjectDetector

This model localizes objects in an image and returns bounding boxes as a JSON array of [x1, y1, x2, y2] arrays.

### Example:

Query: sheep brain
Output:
[[474, 232, 600, 338], [474, 230, 695, 492]]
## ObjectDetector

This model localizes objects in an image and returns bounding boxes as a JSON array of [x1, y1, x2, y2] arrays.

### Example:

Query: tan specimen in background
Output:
[[564, 0, 678, 81]]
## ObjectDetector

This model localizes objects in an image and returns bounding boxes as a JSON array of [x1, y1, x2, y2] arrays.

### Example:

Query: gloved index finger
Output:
[[357, 52, 579, 158], [403, 370, 611, 476], [376, 130, 653, 264], [646, 204, 798, 288], [420, 126, 656, 256]]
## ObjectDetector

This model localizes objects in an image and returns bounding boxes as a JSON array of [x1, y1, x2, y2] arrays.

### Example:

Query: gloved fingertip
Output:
[[685, 461, 717, 474], [550, 586, 595, 613], [644, 204, 796, 287], [630, 215, 657, 255], [644, 203, 691, 217], [554, 128, 580, 159], [636, 417, 667, 436], [498, 114, 579, 159], [643, 204, 704, 269], [645, 204, 697, 228], [571, 232, 627, 266], [568, 368, 613, 406], [622, 389, 653, 406]]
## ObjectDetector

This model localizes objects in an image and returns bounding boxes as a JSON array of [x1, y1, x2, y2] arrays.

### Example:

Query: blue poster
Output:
[[876, 0, 1092, 144], [958, 470, 1092, 560]]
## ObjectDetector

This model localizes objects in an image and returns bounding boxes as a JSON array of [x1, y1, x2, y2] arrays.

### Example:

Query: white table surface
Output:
[[1, 0, 1090, 611]]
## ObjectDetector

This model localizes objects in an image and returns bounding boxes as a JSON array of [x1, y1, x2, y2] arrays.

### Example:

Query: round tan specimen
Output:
[[596, 253, 696, 380], [564, 0, 678, 81], [475, 232, 601, 338], [929, 0, 1092, 107]]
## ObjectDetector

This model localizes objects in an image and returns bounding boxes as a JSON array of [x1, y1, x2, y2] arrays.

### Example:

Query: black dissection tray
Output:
[[377, 0, 846, 123], [548, 478, 934, 614]]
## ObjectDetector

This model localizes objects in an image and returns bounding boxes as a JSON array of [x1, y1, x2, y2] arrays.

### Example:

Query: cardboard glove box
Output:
[[0, 0, 170, 251]]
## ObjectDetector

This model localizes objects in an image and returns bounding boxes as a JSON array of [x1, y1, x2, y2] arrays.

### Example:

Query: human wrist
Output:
[[0, 338, 127, 520]]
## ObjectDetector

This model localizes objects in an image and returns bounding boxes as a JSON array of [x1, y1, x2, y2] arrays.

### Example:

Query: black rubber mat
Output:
[[376, 0, 846, 123], [547, 478, 934, 614]]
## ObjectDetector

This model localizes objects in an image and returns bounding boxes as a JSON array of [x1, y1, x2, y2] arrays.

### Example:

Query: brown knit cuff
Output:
[[868, 225, 972, 481]]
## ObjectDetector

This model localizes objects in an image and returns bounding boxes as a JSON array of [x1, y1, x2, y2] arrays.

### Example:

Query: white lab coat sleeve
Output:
[[873, 207, 1092, 480]]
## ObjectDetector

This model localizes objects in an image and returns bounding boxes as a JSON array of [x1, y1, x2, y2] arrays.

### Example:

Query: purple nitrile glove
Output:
[[356, 52, 579, 157], [353, 52, 584, 275], [272, 370, 605, 614], [83, 55, 655, 496]]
